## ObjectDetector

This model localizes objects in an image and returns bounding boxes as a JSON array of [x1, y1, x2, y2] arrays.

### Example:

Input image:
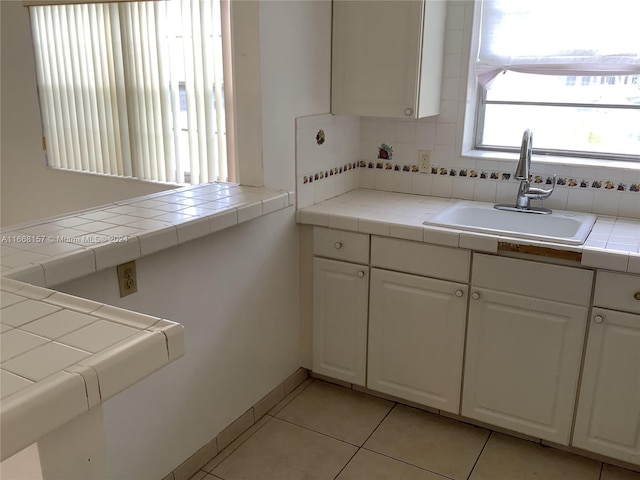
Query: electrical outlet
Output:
[[117, 261, 137, 297], [418, 150, 432, 173]]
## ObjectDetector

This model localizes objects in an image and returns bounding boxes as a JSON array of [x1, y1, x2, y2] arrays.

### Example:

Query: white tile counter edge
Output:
[[0, 277, 185, 461], [296, 189, 640, 275], [1, 183, 294, 287]]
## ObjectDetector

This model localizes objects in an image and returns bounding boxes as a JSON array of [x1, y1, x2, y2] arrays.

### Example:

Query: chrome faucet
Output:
[[495, 129, 555, 214]]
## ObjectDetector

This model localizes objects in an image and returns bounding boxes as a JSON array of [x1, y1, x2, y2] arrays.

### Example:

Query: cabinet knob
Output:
[[455, 290, 464, 298], [334, 242, 343, 250], [471, 292, 480, 300], [404, 107, 413, 116], [357, 271, 365, 278], [594, 315, 604, 324], [634, 292, 640, 301]]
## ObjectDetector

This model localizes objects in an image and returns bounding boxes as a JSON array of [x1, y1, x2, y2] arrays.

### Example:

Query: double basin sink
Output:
[[424, 201, 597, 245]]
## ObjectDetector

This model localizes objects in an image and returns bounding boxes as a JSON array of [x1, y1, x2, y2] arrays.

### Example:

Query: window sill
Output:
[[462, 148, 640, 172]]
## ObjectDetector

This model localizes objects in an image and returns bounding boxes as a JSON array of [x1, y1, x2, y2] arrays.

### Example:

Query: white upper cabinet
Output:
[[331, 0, 446, 118]]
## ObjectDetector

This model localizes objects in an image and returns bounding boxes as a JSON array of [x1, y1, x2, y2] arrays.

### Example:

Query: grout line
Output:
[[358, 447, 458, 480], [360, 401, 397, 447], [598, 462, 604, 480], [272, 380, 398, 449], [333, 447, 361, 480], [331, 400, 400, 479], [465, 430, 492, 480], [273, 415, 363, 448]]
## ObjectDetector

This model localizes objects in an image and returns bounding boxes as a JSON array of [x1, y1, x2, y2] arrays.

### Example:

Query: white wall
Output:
[[0, 2, 179, 228], [57, 209, 300, 479]]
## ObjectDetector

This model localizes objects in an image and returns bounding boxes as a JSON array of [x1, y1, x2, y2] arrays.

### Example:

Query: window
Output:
[[29, 0, 231, 185], [472, 0, 640, 162]]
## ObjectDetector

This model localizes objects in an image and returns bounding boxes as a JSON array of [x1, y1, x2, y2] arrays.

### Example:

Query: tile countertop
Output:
[[0, 182, 294, 288], [0, 277, 184, 460], [296, 189, 640, 274], [0, 182, 292, 462]]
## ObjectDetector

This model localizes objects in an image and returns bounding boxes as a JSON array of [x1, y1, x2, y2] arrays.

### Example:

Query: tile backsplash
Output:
[[295, 114, 361, 209], [296, 113, 639, 219], [295, 1, 639, 220]]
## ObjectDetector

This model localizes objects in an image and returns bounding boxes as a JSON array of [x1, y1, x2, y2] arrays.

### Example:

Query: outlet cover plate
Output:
[[116, 260, 137, 297], [418, 150, 432, 173]]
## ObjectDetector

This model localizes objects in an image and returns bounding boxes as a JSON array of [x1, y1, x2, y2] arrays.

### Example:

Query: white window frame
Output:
[[462, 1, 640, 170]]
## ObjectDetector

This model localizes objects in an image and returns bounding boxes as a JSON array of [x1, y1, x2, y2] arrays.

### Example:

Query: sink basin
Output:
[[424, 201, 597, 245]]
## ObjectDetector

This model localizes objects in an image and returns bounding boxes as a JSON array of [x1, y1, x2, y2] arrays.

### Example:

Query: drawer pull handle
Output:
[[357, 271, 365, 278], [455, 290, 464, 298], [594, 315, 604, 324], [471, 292, 480, 300], [634, 292, 640, 301], [334, 242, 343, 250]]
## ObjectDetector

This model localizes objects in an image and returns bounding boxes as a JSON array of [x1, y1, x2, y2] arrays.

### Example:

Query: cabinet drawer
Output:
[[594, 271, 640, 314], [371, 236, 470, 283], [313, 228, 369, 264], [472, 254, 593, 306]]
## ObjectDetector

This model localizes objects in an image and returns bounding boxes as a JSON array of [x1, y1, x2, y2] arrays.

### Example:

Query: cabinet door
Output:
[[313, 257, 369, 386], [462, 289, 588, 444], [367, 268, 468, 413], [573, 308, 640, 465], [331, 1, 423, 118]]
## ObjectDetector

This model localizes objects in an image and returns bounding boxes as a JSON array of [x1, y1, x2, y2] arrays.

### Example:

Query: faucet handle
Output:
[[527, 174, 556, 200]]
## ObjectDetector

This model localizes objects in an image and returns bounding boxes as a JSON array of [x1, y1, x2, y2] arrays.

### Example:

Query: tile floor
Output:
[[188, 379, 640, 480]]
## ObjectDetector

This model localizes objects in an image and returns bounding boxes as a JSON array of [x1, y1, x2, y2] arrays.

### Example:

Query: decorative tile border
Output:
[[301, 162, 360, 185], [354, 161, 639, 193], [298, 157, 640, 194]]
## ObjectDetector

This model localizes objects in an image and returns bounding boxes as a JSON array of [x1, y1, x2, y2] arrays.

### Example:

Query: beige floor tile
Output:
[[212, 417, 357, 480], [469, 432, 601, 480], [602, 464, 640, 480], [364, 404, 489, 480], [337, 448, 449, 480], [276, 380, 394, 446]]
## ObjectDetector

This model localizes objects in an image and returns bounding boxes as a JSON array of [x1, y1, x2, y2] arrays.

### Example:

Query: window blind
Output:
[[30, 0, 228, 184], [476, 0, 640, 86]]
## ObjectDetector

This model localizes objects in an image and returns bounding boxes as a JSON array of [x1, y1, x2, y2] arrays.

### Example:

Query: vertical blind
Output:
[[30, 0, 228, 184], [476, 0, 640, 86]]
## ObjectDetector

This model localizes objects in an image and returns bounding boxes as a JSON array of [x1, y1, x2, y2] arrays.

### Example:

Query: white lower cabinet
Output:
[[312, 257, 369, 386], [367, 268, 468, 413], [572, 271, 640, 465], [462, 254, 592, 445], [308, 227, 640, 466]]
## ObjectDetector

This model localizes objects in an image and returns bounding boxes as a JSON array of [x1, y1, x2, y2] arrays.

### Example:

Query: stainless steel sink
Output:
[[424, 201, 597, 245]]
